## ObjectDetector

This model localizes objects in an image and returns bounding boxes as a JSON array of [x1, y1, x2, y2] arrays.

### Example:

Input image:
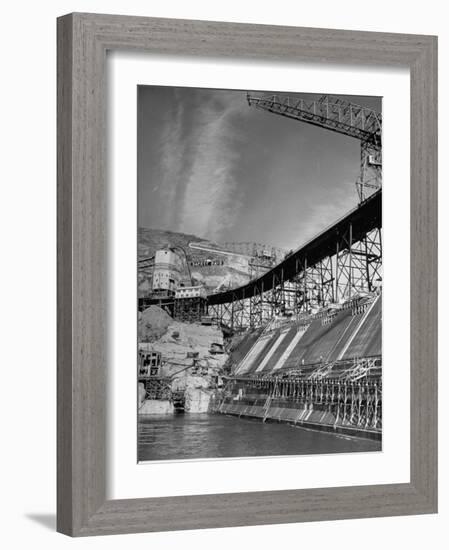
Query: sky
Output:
[[137, 86, 381, 252]]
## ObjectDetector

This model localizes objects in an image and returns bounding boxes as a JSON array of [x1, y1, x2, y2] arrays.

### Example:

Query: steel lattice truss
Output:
[[334, 226, 382, 300], [138, 192, 382, 330], [207, 214, 382, 329], [247, 94, 381, 142], [218, 371, 382, 431], [206, 93, 384, 329], [247, 93, 382, 202]]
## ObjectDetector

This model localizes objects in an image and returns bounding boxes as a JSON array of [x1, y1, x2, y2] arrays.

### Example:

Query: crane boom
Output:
[[246, 93, 382, 201], [247, 93, 381, 145]]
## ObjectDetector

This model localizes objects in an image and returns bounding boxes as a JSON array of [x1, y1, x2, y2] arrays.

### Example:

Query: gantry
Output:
[[246, 93, 382, 202]]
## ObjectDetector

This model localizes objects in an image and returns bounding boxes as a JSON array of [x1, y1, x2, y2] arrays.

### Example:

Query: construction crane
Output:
[[246, 93, 382, 202]]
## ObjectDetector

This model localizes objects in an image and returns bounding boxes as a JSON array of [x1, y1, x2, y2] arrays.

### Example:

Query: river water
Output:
[[138, 413, 381, 462]]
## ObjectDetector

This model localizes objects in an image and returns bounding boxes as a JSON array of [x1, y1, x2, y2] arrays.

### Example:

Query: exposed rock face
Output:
[[191, 262, 250, 293], [184, 388, 213, 413], [138, 305, 172, 342], [138, 307, 228, 414], [139, 399, 174, 415], [138, 228, 261, 296], [139, 320, 228, 378], [171, 375, 209, 392], [138, 382, 146, 406]]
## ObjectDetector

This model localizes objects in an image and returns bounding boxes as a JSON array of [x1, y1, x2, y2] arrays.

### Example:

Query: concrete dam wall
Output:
[[216, 293, 382, 439]]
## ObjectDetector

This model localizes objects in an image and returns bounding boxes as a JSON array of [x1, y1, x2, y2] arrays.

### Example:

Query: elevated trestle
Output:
[[207, 190, 381, 329], [138, 191, 382, 331]]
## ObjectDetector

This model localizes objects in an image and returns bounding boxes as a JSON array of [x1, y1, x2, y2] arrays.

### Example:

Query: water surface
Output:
[[138, 413, 381, 462]]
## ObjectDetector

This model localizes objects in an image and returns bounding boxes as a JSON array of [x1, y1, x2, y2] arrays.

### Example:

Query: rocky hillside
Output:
[[138, 227, 215, 262], [138, 227, 252, 296], [138, 305, 228, 413]]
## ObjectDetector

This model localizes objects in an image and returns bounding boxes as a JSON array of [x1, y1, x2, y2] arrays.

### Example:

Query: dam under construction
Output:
[[137, 89, 382, 460], [138, 188, 382, 458]]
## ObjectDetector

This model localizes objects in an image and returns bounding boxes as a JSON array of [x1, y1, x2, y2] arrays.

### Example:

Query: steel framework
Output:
[[206, 191, 382, 329], [217, 359, 382, 432], [138, 192, 382, 329], [247, 93, 382, 202], [205, 90, 384, 330]]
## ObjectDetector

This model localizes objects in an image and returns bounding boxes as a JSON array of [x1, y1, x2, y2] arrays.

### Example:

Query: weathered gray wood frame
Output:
[[57, 12, 438, 537]]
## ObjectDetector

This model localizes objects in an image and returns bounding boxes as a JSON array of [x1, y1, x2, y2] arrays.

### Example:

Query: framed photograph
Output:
[[136, 85, 383, 462], [57, 13, 437, 536]]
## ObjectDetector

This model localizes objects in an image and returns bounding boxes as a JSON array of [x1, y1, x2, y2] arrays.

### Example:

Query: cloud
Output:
[[157, 94, 186, 228], [145, 87, 361, 250], [284, 182, 357, 251], [178, 94, 245, 240]]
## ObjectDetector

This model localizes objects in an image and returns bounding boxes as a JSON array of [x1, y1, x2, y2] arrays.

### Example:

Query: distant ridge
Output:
[[138, 227, 284, 263], [138, 228, 284, 298]]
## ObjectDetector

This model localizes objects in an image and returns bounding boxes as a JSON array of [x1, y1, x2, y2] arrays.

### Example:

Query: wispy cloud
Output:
[[284, 182, 357, 251], [178, 94, 245, 240], [140, 86, 367, 249], [157, 92, 186, 228]]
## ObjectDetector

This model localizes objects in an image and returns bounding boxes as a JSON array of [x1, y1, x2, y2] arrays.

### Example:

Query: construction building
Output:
[[175, 285, 207, 299], [151, 248, 184, 296]]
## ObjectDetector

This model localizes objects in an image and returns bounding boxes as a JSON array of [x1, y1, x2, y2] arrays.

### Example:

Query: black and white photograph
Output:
[[137, 85, 382, 462], [0, 0, 442, 543]]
